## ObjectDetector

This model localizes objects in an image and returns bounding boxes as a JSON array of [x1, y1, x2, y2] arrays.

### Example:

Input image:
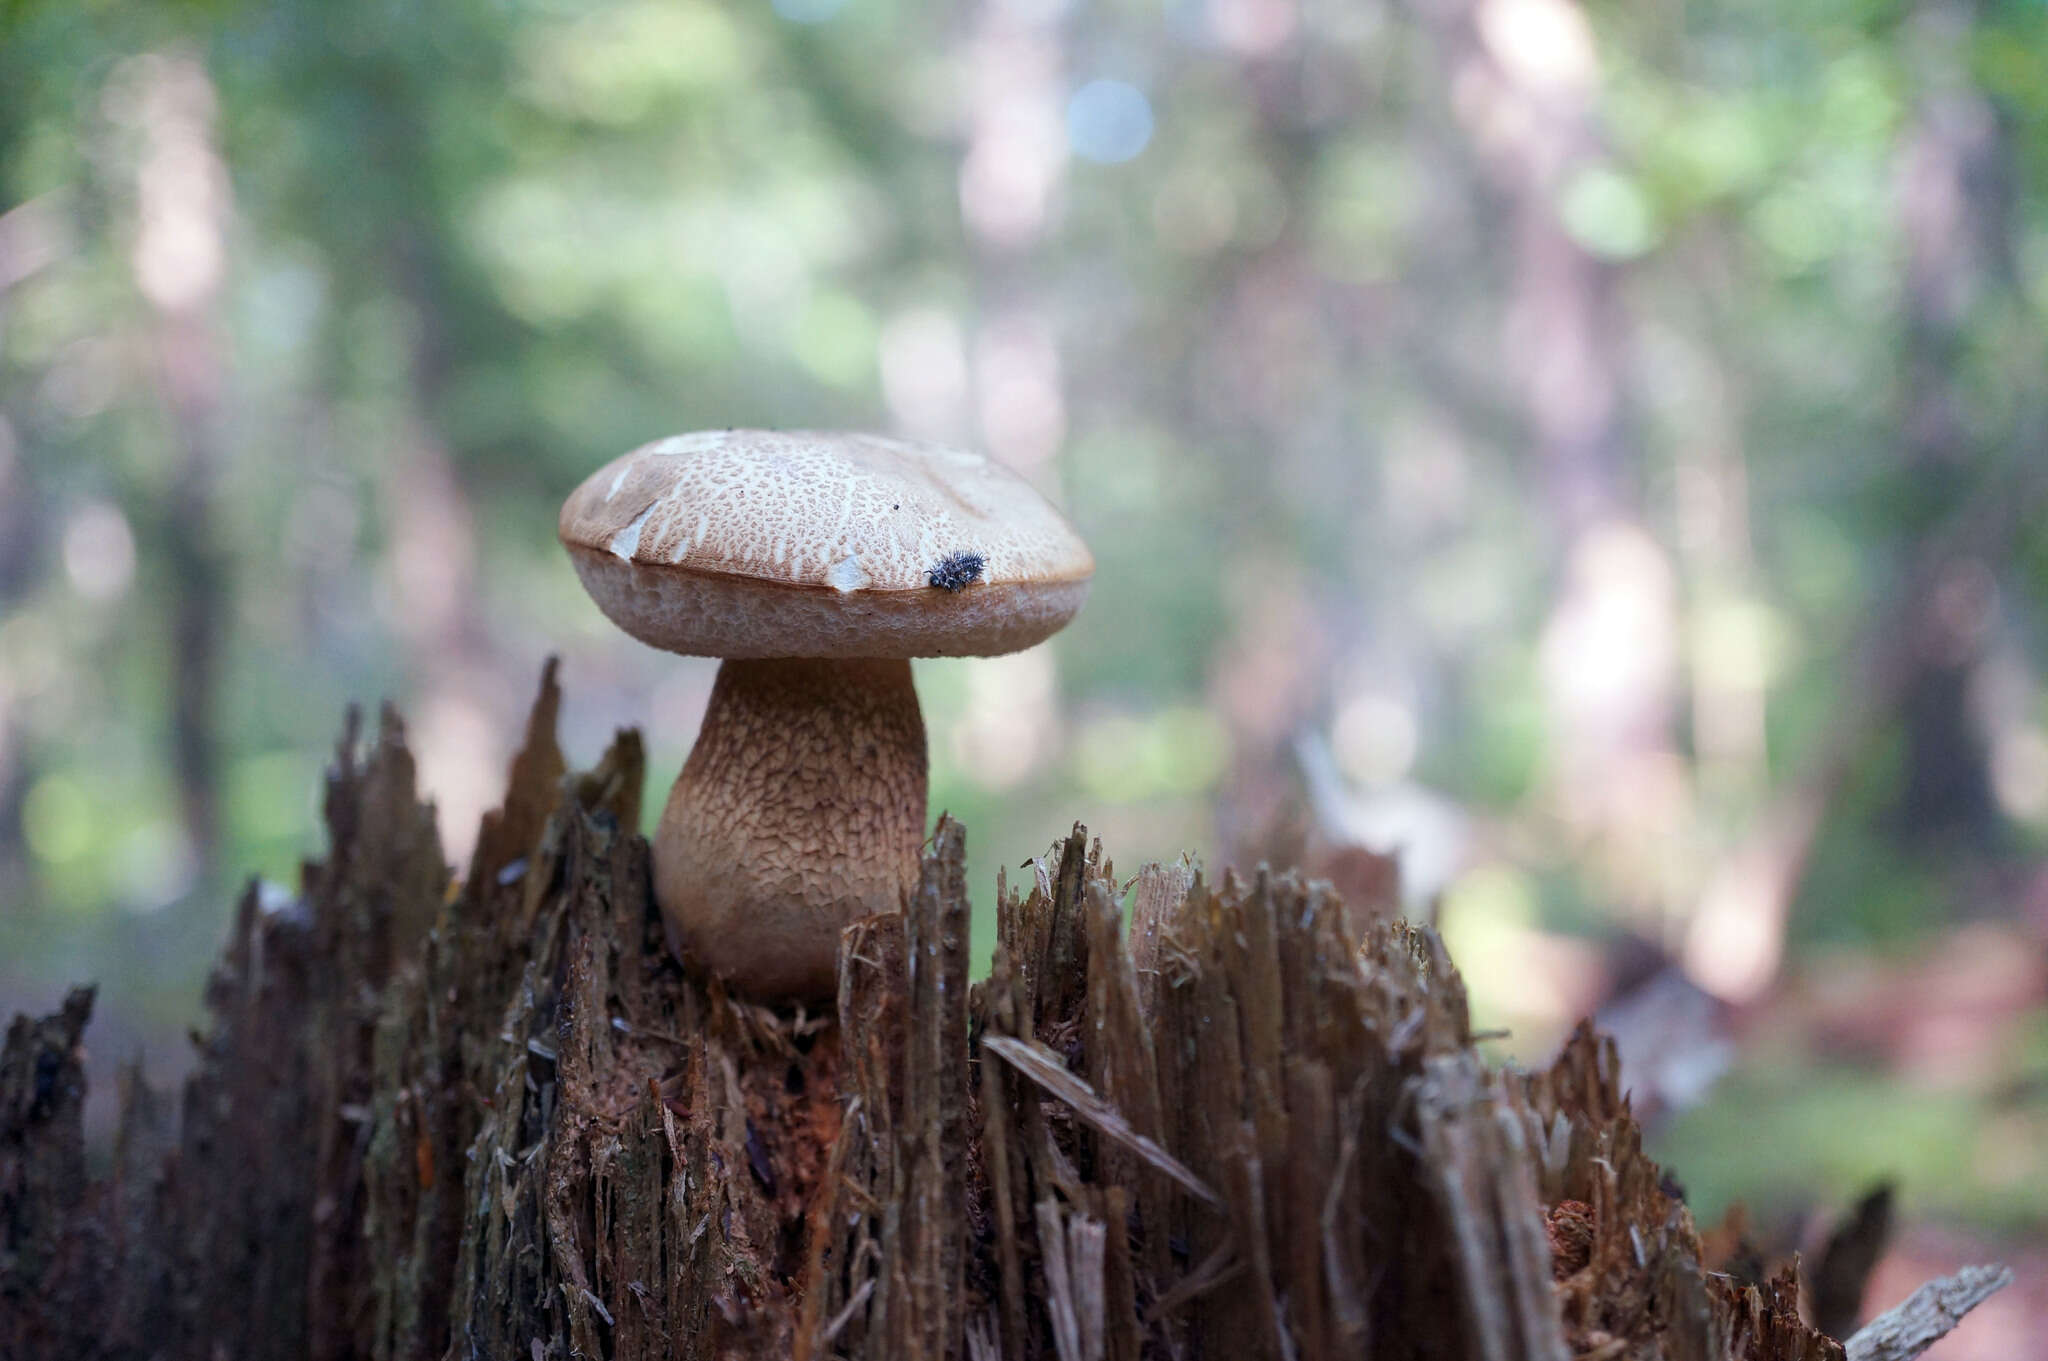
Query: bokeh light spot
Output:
[[880, 308, 968, 439], [1558, 166, 1659, 260], [117, 819, 197, 912], [1992, 726, 2048, 824], [23, 772, 91, 866], [1333, 692, 1419, 785], [1067, 81, 1154, 165], [1749, 182, 1836, 273], [1438, 863, 1594, 1037], [62, 501, 137, 603]]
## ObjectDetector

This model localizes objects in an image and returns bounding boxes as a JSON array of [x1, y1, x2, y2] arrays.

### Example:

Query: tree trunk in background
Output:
[[0, 427, 35, 913], [130, 53, 233, 882], [1410, 0, 1688, 939], [1408, 0, 1629, 533], [376, 218, 502, 869], [1678, 0, 2032, 997], [1894, 0, 2009, 853], [0, 667, 1866, 1359]]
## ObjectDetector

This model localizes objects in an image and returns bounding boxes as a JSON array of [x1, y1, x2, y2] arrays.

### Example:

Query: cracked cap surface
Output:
[[560, 429, 1094, 659]]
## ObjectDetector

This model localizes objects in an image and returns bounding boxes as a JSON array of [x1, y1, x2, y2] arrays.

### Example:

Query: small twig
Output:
[[817, 1278, 876, 1348], [1845, 1265, 2012, 1361], [1148, 1238, 1246, 1321], [982, 1035, 1224, 1211]]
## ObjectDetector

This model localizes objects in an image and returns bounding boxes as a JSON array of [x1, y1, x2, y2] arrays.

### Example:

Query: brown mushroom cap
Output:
[[559, 430, 1094, 659]]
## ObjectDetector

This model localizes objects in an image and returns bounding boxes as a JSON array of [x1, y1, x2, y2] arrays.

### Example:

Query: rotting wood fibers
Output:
[[2, 664, 1858, 1360]]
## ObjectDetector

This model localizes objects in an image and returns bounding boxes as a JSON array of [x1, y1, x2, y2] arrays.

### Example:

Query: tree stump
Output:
[[3, 663, 1856, 1359]]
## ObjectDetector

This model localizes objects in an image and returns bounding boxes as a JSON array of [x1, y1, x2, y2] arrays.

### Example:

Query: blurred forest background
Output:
[[3, 0, 2046, 1346]]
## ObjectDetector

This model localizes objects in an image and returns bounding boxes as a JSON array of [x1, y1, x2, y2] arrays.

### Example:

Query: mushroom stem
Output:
[[654, 656, 927, 999]]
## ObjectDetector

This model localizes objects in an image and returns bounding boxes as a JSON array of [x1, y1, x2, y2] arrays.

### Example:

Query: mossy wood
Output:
[[3, 665, 1847, 1359]]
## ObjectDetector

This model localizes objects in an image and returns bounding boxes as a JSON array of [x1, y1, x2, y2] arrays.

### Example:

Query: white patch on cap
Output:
[[826, 555, 871, 593], [608, 504, 653, 560], [605, 465, 633, 501], [649, 431, 725, 458]]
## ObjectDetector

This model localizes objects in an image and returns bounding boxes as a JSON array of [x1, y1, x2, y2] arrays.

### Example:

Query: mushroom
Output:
[[559, 429, 1093, 1000]]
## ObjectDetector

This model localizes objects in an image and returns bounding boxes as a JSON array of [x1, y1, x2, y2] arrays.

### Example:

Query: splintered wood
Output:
[[0, 669, 2000, 1359]]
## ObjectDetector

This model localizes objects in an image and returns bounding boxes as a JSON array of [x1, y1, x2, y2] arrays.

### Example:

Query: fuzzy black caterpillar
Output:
[[927, 551, 986, 591]]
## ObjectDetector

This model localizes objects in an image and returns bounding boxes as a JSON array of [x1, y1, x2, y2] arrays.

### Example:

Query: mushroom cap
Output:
[[559, 430, 1094, 659]]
